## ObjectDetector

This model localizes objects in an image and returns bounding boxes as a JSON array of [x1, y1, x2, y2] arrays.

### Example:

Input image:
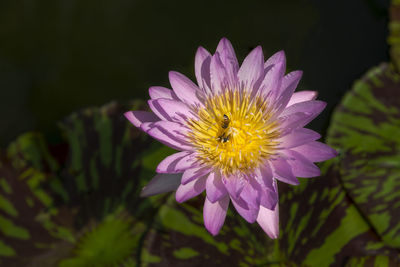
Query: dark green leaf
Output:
[[327, 63, 400, 249]]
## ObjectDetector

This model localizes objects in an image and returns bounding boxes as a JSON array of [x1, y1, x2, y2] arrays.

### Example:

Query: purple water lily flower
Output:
[[125, 38, 337, 237]]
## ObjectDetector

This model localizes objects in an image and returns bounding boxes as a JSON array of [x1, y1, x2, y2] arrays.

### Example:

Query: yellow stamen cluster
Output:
[[187, 89, 280, 176]]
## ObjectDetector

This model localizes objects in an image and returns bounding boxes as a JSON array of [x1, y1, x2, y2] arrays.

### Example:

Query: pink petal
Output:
[[283, 99, 326, 116], [148, 98, 197, 123], [206, 171, 227, 203], [278, 128, 321, 149], [273, 71, 303, 115], [216, 37, 239, 87], [277, 112, 310, 136], [145, 121, 193, 151], [270, 158, 299, 185], [283, 150, 321, 178], [148, 100, 170, 121], [279, 100, 326, 129], [240, 181, 261, 209], [210, 52, 228, 95], [175, 175, 207, 203], [149, 86, 179, 100], [140, 173, 182, 197], [287, 91, 317, 107], [124, 111, 159, 128], [216, 38, 239, 70], [281, 71, 303, 97], [147, 120, 188, 136], [237, 46, 264, 90], [203, 195, 230, 236], [260, 183, 279, 210], [174, 154, 199, 172], [230, 196, 259, 223], [140, 121, 156, 132], [169, 71, 204, 107], [195, 46, 212, 91], [259, 61, 285, 98], [264, 50, 286, 70], [156, 151, 193, 173], [292, 141, 338, 162], [222, 174, 246, 199], [181, 166, 212, 185], [254, 163, 274, 191], [257, 205, 279, 239]]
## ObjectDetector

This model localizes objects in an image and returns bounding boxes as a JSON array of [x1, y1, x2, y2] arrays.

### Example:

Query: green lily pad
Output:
[[274, 62, 400, 266], [59, 210, 144, 267], [1, 100, 179, 266], [54, 100, 178, 264], [326, 63, 400, 248], [57, 100, 164, 224], [141, 194, 282, 267], [389, 1, 400, 71], [277, 161, 399, 267], [345, 255, 399, 267], [0, 158, 75, 266]]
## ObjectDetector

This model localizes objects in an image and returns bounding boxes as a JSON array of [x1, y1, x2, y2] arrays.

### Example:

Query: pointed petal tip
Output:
[[298, 70, 304, 79], [316, 99, 327, 109], [257, 205, 279, 239], [217, 37, 233, 48], [124, 111, 133, 120], [140, 173, 182, 197], [333, 148, 339, 156], [175, 190, 186, 203], [124, 111, 137, 126], [124, 110, 159, 129], [276, 49, 285, 55], [203, 196, 229, 236], [220, 37, 229, 42], [168, 70, 177, 80], [268, 232, 279, 239], [196, 46, 210, 56], [286, 91, 319, 107], [148, 86, 178, 100], [140, 185, 156, 198], [139, 187, 150, 197], [310, 90, 318, 99], [207, 228, 219, 236], [284, 70, 303, 84], [291, 70, 303, 80], [270, 50, 286, 60], [168, 70, 185, 84], [253, 45, 263, 55], [327, 147, 340, 160]]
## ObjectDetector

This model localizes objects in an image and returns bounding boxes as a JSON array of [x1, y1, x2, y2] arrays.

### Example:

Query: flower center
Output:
[[187, 89, 280, 176]]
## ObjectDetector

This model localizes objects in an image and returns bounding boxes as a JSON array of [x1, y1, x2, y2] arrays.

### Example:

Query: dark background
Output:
[[0, 0, 390, 148]]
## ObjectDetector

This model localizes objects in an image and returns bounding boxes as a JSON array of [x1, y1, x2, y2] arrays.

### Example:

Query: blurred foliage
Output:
[[58, 211, 141, 267], [389, 0, 400, 71], [0, 100, 174, 266]]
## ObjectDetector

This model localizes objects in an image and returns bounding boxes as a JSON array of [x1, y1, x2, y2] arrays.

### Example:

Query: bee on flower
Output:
[[125, 38, 337, 237]]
